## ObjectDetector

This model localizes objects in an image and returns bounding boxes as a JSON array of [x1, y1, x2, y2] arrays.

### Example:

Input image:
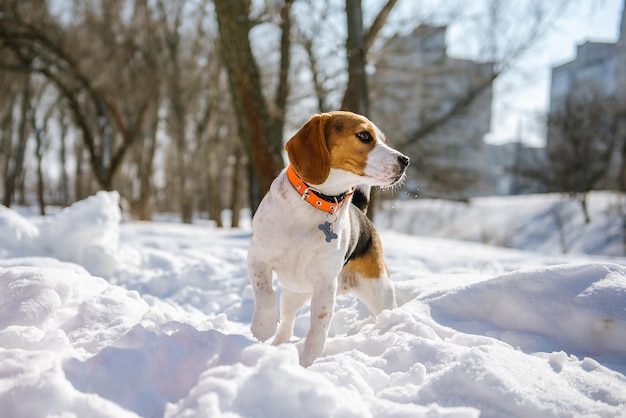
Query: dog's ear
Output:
[[285, 113, 331, 185]]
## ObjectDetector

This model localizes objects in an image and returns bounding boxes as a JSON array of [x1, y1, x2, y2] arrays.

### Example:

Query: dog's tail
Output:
[[351, 184, 371, 213]]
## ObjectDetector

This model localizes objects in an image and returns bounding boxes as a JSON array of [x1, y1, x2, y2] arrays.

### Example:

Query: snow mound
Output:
[[65, 323, 252, 417], [0, 191, 122, 277], [430, 263, 626, 358], [0, 262, 149, 418], [0, 349, 141, 418], [38, 191, 122, 276], [0, 263, 148, 357], [0, 205, 38, 253]]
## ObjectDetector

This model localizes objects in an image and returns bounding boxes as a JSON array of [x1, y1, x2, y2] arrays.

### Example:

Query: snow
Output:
[[1, 191, 625, 417], [378, 191, 626, 257]]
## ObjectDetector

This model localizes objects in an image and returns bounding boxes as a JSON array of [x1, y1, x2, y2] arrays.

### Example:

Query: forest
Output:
[[1, 0, 620, 226]]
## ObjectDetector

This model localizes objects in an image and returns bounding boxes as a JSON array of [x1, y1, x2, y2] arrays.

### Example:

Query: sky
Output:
[[479, 0, 624, 146]]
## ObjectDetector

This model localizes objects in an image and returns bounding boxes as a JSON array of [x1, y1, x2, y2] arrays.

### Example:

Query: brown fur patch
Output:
[[343, 253, 384, 280], [340, 272, 357, 291], [325, 112, 379, 176], [333, 120, 345, 134], [342, 232, 386, 280], [285, 114, 332, 184], [286, 111, 384, 182]]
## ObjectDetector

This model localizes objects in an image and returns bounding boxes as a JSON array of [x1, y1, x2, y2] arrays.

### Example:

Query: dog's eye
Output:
[[356, 131, 373, 144]]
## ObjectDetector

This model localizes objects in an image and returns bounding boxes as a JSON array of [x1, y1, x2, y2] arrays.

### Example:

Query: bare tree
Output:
[[342, 0, 369, 116], [29, 82, 59, 215], [525, 92, 620, 223], [156, 0, 205, 223], [0, 0, 158, 194], [213, 0, 292, 212], [0, 0, 581, 223], [342, 0, 398, 115], [2, 71, 31, 207]]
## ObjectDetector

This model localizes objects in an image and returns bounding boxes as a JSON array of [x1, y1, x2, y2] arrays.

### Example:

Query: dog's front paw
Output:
[[300, 336, 325, 367], [251, 308, 278, 342], [300, 345, 322, 368]]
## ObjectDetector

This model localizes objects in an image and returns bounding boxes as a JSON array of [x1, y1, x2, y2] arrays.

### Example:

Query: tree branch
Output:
[[271, 0, 294, 148], [364, 0, 398, 51]]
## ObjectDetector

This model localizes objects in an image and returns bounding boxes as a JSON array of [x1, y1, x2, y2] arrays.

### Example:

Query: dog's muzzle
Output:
[[393, 154, 410, 183]]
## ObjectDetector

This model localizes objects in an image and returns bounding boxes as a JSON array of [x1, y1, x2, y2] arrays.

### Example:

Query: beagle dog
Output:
[[247, 111, 410, 367]]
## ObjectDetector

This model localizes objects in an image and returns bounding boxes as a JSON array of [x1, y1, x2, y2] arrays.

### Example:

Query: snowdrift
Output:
[[379, 192, 626, 257], [0, 192, 625, 417]]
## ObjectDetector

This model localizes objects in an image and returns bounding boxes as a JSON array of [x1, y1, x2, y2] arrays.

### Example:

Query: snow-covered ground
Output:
[[0, 191, 625, 418], [378, 191, 626, 257]]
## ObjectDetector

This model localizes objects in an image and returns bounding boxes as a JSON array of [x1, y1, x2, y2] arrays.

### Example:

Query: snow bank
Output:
[[0, 205, 38, 254], [37, 191, 122, 276], [0, 260, 148, 358], [0, 349, 140, 418], [429, 263, 626, 358], [0, 191, 122, 277], [0, 261, 148, 418], [379, 192, 626, 256], [65, 324, 253, 417]]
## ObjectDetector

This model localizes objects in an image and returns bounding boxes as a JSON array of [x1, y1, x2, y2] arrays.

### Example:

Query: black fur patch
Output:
[[344, 205, 374, 264], [351, 188, 369, 212]]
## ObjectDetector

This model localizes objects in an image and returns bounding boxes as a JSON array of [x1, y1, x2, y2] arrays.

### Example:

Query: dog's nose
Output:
[[398, 154, 410, 167]]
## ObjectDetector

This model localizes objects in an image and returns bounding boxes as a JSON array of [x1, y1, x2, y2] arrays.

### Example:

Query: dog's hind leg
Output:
[[273, 290, 311, 346], [350, 272, 397, 315], [341, 264, 397, 316]]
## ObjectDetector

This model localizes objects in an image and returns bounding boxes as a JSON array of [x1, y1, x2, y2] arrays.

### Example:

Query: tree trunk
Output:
[[207, 151, 223, 227], [621, 193, 626, 256], [342, 0, 374, 218], [134, 106, 158, 221], [58, 114, 70, 206], [342, 0, 369, 116], [162, 8, 193, 224], [0, 95, 15, 199], [3, 75, 31, 207], [302, 37, 328, 113], [620, 124, 626, 191], [270, 0, 294, 147], [33, 125, 45, 215], [228, 148, 243, 228], [578, 193, 591, 224], [74, 143, 85, 201], [214, 0, 285, 213]]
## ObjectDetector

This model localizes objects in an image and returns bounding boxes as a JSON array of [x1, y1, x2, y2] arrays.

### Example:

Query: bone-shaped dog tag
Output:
[[318, 221, 338, 242]]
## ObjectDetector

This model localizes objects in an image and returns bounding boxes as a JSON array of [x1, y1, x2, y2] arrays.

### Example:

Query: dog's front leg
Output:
[[300, 279, 337, 367], [273, 289, 311, 346], [248, 260, 278, 342]]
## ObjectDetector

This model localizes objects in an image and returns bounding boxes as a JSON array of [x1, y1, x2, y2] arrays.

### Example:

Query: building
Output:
[[370, 25, 494, 198], [483, 143, 545, 195], [546, 1, 626, 190], [549, 42, 619, 110]]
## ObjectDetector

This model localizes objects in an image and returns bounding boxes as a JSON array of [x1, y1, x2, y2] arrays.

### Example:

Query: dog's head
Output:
[[285, 111, 409, 189]]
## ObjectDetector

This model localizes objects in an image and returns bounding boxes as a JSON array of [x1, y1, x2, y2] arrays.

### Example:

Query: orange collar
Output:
[[286, 166, 353, 214]]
